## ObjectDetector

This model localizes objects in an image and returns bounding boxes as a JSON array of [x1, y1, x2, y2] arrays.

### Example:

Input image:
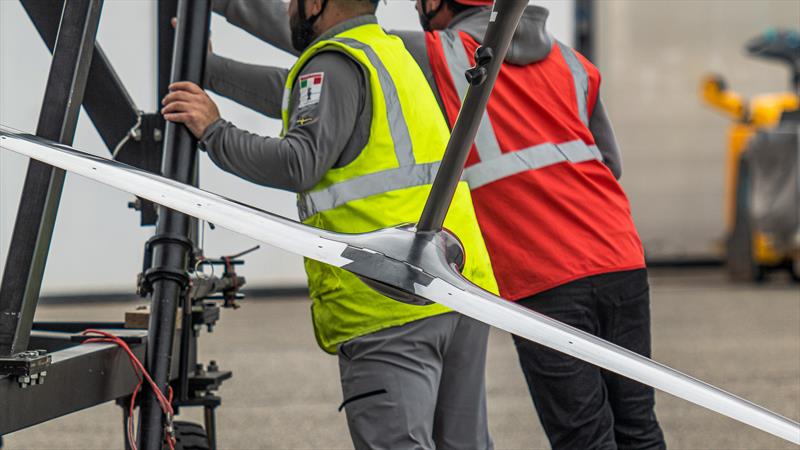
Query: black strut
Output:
[[416, 0, 528, 232]]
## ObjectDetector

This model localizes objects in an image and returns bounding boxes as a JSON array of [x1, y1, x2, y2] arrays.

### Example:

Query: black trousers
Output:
[[513, 269, 666, 450]]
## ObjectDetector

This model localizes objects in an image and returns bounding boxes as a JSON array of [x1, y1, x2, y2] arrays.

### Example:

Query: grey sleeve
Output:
[[205, 53, 287, 118], [200, 52, 365, 192], [589, 97, 622, 179], [212, 0, 298, 56]]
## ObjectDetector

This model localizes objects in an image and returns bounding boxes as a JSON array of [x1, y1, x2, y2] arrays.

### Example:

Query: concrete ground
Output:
[[3, 269, 799, 450]]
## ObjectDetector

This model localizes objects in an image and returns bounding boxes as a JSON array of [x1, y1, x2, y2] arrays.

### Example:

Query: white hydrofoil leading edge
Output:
[[0, 127, 798, 445]]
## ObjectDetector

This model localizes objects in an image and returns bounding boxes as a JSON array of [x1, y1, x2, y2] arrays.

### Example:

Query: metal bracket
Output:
[[116, 113, 165, 226], [0, 350, 51, 388], [465, 46, 494, 86], [185, 361, 231, 395]]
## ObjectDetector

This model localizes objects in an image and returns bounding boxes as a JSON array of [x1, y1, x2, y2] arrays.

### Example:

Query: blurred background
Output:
[[2, 0, 799, 294], [0, 0, 798, 449]]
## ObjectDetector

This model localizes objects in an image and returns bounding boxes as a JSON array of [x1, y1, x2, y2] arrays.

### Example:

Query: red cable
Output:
[[81, 330, 176, 450]]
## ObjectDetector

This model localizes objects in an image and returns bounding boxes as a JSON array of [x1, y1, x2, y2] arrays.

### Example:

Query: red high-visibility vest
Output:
[[426, 30, 646, 300]]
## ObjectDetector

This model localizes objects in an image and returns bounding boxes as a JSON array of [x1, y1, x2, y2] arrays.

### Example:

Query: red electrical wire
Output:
[[81, 329, 176, 450]]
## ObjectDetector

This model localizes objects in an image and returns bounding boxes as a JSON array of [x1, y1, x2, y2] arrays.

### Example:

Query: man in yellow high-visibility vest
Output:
[[200, 2, 668, 449], [161, 0, 499, 448]]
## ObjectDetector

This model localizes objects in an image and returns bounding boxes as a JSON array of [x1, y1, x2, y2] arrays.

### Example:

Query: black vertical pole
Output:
[[157, 0, 178, 105], [0, 0, 104, 357], [157, 0, 199, 403], [137, 1, 211, 449]]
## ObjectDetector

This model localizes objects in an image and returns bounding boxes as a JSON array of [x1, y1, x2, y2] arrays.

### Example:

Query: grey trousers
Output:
[[337, 312, 492, 450]]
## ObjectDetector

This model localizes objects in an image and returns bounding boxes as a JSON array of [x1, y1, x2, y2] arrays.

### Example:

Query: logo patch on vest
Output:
[[298, 72, 324, 109]]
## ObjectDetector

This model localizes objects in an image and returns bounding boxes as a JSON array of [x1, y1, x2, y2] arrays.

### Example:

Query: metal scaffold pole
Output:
[[137, 1, 211, 448]]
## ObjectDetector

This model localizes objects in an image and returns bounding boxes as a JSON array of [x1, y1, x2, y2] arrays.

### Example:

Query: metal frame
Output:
[[1, 331, 145, 433], [20, 0, 140, 156], [0, 0, 104, 358], [0, 1, 235, 449]]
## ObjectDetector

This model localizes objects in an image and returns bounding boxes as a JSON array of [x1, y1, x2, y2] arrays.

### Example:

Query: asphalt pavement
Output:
[[4, 268, 798, 449]]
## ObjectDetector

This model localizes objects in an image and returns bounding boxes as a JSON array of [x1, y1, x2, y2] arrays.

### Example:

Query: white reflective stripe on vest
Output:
[[436, 33, 598, 189], [281, 87, 291, 116], [299, 140, 603, 216], [464, 140, 603, 189], [331, 37, 416, 167], [556, 41, 590, 126], [298, 162, 441, 219], [293, 37, 438, 219], [440, 31, 502, 161]]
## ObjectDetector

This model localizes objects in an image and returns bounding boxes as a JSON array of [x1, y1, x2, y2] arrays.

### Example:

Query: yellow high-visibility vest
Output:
[[282, 23, 498, 353]]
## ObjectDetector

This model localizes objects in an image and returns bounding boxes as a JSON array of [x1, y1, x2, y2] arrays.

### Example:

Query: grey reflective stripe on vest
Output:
[[296, 37, 434, 219], [557, 41, 589, 126], [463, 140, 602, 189], [298, 162, 441, 220], [439, 31, 502, 161], [330, 37, 415, 167]]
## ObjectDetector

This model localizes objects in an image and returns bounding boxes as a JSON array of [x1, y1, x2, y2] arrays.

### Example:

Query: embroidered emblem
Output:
[[298, 72, 324, 109], [296, 115, 317, 126]]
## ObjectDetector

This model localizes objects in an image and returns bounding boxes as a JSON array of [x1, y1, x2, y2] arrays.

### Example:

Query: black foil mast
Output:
[[416, 0, 528, 232]]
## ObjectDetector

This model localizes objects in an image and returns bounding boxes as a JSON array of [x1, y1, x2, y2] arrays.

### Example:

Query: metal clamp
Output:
[[465, 46, 494, 86], [111, 111, 144, 158], [0, 349, 51, 388]]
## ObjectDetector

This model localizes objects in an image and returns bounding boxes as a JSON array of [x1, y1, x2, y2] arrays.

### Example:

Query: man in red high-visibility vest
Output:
[[204, 0, 666, 448], [412, 2, 666, 449]]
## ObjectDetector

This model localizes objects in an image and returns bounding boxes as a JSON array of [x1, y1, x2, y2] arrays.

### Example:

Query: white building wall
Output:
[[595, 0, 800, 259], [0, 1, 574, 295]]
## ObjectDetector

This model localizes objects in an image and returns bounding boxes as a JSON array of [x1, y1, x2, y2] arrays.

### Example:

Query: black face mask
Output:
[[291, 0, 329, 51], [418, 0, 444, 32]]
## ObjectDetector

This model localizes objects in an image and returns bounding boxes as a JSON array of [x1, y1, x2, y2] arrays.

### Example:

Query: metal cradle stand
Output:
[[0, 1, 243, 449]]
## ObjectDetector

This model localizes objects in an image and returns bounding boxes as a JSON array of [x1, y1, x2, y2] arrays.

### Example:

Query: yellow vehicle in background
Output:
[[701, 29, 800, 281]]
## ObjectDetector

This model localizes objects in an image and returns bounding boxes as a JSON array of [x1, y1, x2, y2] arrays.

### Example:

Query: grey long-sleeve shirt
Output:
[[208, 0, 624, 178], [205, 55, 287, 118], [201, 16, 375, 192]]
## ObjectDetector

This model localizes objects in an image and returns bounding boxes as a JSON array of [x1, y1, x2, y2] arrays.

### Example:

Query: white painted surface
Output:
[[0, 0, 574, 295]]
